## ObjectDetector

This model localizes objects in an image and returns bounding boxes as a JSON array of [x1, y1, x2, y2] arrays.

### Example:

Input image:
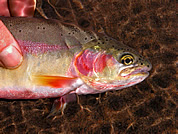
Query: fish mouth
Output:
[[120, 66, 150, 78], [130, 67, 150, 76], [115, 66, 151, 88]]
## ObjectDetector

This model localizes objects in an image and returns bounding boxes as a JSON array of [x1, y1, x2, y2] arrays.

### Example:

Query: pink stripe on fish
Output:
[[0, 87, 67, 99], [17, 40, 69, 54]]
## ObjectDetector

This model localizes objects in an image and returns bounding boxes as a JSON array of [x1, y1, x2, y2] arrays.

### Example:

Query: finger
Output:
[[9, 0, 36, 17], [0, 45, 23, 68], [0, 20, 23, 69], [0, 0, 11, 16]]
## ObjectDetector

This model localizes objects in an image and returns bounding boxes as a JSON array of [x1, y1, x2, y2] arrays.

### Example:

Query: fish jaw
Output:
[[117, 64, 151, 85]]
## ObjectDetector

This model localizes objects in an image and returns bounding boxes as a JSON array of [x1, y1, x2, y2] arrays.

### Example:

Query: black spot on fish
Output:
[[141, 63, 143, 65], [85, 37, 87, 40], [37, 27, 40, 29], [43, 27, 45, 30], [19, 30, 21, 32], [139, 56, 143, 58]]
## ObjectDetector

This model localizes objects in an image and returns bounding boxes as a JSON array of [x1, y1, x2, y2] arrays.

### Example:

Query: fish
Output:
[[0, 16, 152, 116]]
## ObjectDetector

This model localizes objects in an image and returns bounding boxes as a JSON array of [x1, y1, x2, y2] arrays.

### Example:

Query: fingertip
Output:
[[0, 45, 23, 69], [0, 0, 11, 16], [0, 20, 23, 69], [0, 20, 22, 54], [9, 0, 36, 17]]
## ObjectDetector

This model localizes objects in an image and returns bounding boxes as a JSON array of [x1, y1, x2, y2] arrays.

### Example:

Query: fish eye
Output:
[[120, 54, 134, 65]]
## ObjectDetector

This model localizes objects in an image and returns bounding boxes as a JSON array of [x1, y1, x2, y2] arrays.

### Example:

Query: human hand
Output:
[[0, 20, 23, 69], [0, 0, 36, 69]]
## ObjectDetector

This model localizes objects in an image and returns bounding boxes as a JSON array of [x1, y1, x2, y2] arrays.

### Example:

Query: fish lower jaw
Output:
[[120, 72, 149, 77], [120, 67, 150, 77], [119, 74, 149, 88], [115, 72, 149, 88], [130, 72, 149, 84]]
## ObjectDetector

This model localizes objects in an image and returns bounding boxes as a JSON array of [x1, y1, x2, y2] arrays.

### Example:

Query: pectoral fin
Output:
[[47, 94, 77, 117], [32, 75, 80, 88], [32, 75, 83, 117]]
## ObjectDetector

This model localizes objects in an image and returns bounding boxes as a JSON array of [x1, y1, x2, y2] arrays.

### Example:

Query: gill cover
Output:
[[73, 48, 119, 90]]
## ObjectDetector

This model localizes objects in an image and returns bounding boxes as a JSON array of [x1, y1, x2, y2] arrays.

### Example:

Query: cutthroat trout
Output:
[[0, 17, 152, 115]]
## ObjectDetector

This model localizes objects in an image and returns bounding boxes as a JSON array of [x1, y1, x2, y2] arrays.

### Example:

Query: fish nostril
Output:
[[147, 63, 152, 71]]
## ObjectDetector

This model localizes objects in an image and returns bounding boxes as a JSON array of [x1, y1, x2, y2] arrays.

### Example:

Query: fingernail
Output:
[[0, 45, 23, 69]]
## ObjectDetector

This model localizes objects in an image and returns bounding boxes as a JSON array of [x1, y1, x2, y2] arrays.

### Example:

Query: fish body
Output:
[[0, 17, 151, 114], [0, 17, 92, 99]]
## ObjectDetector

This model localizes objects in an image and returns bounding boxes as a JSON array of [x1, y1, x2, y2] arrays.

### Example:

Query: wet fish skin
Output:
[[0, 17, 151, 114], [0, 17, 95, 49], [0, 16, 100, 99]]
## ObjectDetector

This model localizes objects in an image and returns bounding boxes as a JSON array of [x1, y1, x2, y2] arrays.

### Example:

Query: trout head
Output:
[[72, 36, 152, 92]]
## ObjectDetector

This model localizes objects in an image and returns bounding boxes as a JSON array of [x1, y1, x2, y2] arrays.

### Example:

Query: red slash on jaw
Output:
[[74, 49, 110, 76]]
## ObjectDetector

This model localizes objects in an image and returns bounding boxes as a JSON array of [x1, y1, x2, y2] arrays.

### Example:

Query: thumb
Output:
[[0, 20, 23, 69]]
